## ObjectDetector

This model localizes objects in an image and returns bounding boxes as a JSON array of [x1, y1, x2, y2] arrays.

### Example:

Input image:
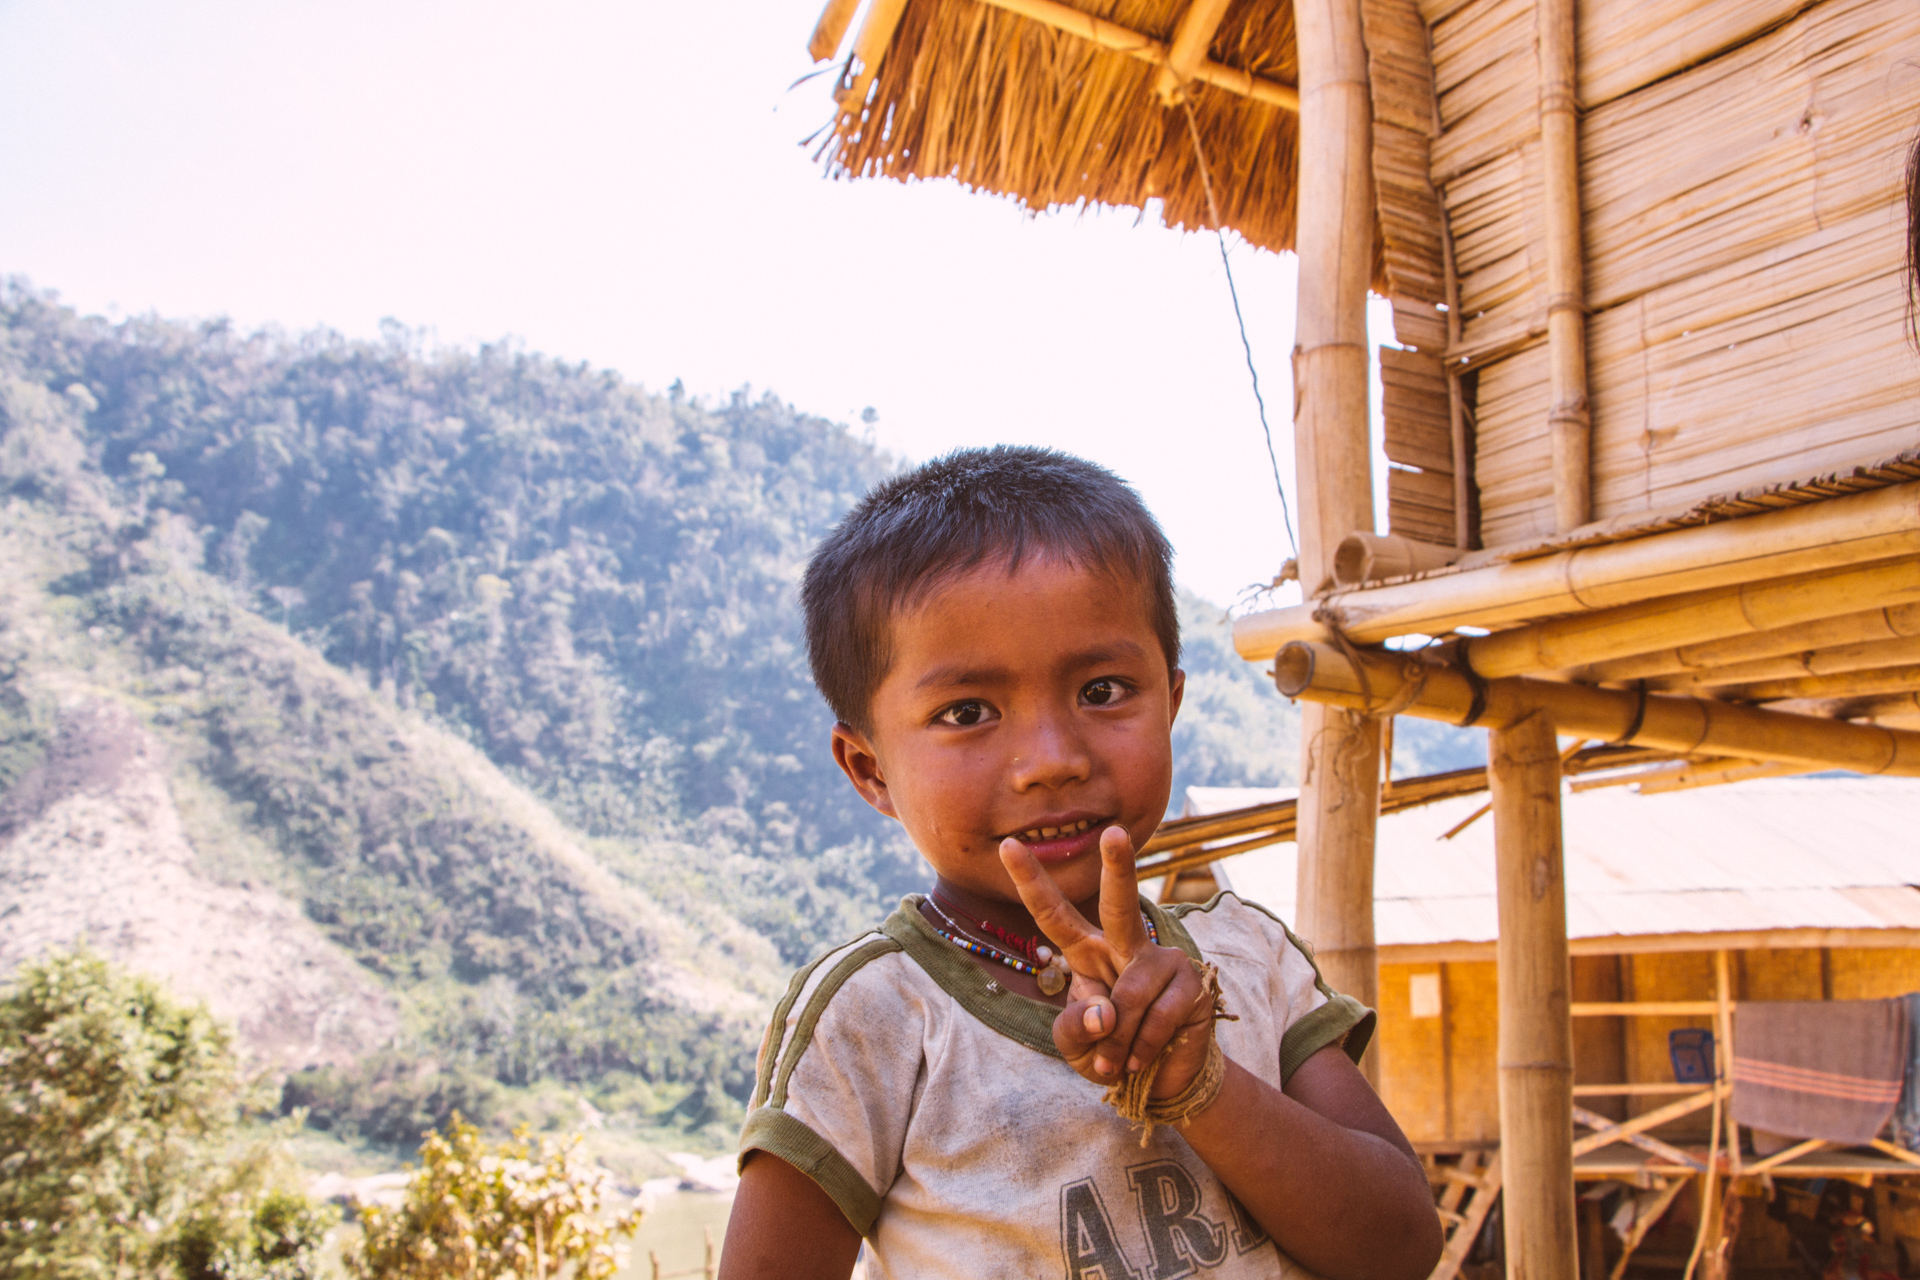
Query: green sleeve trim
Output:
[[738, 1108, 883, 1238], [768, 936, 903, 1110], [750, 944, 844, 1109], [1281, 995, 1375, 1081]]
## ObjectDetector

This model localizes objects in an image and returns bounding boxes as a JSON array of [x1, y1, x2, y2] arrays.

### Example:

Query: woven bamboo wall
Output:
[[1419, 0, 1920, 546]]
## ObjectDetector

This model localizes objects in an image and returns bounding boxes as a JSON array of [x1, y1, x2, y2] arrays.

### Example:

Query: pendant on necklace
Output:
[[1035, 946, 1071, 997]]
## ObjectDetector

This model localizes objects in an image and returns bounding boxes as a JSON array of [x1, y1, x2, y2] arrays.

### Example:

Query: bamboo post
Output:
[[1492, 711, 1579, 1280], [1290, 0, 1382, 1075], [704, 1226, 715, 1280], [1715, 950, 1738, 1175], [1537, 0, 1589, 532]]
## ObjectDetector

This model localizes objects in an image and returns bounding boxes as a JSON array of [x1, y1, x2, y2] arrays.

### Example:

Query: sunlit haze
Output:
[[0, 0, 1396, 606]]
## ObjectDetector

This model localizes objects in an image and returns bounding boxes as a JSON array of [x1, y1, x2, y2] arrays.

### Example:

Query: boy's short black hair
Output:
[[802, 446, 1179, 732]]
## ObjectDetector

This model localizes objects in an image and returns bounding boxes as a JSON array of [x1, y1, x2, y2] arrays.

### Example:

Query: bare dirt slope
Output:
[[0, 699, 399, 1069]]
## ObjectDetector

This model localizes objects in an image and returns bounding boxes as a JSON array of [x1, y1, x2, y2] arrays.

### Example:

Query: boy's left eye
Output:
[[1081, 678, 1129, 707]]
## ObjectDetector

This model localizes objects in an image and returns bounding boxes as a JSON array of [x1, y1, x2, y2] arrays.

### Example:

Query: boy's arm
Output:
[[719, 1152, 862, 1280], [1176, 1044, 1443, 1280]]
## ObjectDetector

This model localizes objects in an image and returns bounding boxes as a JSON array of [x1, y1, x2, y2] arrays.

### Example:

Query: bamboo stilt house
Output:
[[798, 0, 1920, 1273]]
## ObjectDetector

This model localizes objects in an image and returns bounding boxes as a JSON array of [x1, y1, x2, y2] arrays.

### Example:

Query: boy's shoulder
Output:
[[1163, 889, 1315, 963]]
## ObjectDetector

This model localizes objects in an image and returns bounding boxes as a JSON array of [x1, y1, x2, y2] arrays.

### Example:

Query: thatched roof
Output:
[[816, 0, 1303, 255]]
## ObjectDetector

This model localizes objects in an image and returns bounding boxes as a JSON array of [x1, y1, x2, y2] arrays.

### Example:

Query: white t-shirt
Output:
[[739, 891, 1374, 1279]]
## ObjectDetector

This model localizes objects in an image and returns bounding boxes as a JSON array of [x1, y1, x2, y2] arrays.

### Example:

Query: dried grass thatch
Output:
[[820, 0, 1304, 255]]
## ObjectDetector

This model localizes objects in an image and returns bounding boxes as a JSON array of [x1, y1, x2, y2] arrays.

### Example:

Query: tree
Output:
[[348, 1117, 642, 1280], [0, 949, 242, 1278]]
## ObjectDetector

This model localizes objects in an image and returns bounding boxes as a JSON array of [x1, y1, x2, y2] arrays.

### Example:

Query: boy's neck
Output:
[[929, 875, 1106, 941]]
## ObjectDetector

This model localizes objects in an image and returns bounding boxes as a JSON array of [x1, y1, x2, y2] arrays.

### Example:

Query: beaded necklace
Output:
[[922, 892, 1158, 997]]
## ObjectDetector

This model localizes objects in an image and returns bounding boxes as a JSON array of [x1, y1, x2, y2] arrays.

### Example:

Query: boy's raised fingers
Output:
[[1112, 960, 1206, 1076], [1085, 951, 1182, 1079], [1000, 837, 1102, 961], [1096, 826, 1150, 959], [1052, 993, 1119, 1066]]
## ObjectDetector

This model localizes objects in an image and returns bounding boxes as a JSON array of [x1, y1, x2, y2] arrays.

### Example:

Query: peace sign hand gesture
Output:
[[1000, 826, 1218, 1102]]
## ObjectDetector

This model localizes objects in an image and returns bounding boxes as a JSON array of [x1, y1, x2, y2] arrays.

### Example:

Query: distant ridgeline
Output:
[[0, 280, 1476, 1120]]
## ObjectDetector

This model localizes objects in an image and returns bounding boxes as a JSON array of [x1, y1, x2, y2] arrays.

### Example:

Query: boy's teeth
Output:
[[1021, 820, 1094, 840]]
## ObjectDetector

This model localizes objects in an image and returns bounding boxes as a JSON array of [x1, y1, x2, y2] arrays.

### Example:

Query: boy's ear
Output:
[[831, 721, 898, 819], [1168, 668, 1186, 724]]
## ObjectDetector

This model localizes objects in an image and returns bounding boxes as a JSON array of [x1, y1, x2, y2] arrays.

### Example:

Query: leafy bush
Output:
[[0, 949, 329, 1280], [348, 1117, 640, 1280]]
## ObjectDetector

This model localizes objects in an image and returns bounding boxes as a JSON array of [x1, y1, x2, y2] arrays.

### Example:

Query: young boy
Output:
[[721, 448, 1442, 1279]]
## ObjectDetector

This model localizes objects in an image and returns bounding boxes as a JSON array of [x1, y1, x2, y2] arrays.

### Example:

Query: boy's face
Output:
[[832, 555, 1183, 910]]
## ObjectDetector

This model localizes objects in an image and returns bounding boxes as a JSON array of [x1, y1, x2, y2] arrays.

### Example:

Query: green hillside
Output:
[[0, 280, 1479, 1140]]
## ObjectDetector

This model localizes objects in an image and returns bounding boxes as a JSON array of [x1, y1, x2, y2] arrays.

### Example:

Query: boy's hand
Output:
[[1001, 827, 1217, 1101]]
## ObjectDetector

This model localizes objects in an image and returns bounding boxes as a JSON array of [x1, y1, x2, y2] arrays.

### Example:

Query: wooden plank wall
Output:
[[1379, 948, 1920, 1149], [1417, 0, 1920, 546], [1362, 0, 1458, 547]]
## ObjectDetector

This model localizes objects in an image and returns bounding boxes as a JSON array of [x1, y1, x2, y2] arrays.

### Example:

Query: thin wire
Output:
[[1182, 99, 1298, 560]]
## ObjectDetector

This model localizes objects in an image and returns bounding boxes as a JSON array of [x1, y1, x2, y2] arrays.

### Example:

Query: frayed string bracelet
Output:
[[1104, 960, 1238, 1146]]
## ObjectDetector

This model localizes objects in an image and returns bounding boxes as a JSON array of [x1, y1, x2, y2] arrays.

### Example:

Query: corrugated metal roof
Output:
[[1191, 778, 1920, 954]]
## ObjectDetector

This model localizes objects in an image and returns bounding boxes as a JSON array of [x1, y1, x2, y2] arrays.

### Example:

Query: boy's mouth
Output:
[[1004, 816, 1109, 864]]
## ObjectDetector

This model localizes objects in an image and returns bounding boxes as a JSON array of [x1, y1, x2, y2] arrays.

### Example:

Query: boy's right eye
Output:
[[935, 700, 994, 727]]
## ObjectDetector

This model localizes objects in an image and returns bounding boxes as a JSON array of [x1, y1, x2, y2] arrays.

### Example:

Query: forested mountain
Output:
[[0, 280, 1475, 1134]]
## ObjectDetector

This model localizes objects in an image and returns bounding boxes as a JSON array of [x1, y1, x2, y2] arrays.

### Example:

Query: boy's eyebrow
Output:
[[911, 641, 1152, 692]]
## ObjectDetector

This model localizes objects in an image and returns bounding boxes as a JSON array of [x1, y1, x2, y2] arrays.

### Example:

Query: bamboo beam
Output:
[[1290, 0, 1380, 1079], [1232, 482, 1920, 658], [1537, 0, 1589, 532], [1572, 1105, 1703, 1170], [1742, 1138, 1827, 1175], [807, 0, 861, 62], [973, 0, 1301, 112], [1633, 759, 1814, 795], [1387, 927, 1920, 967], [1724, 663, 1920, 706], [1492, 711, 1580, 1280], [1589, 603, 1920, 685], [1570, 1001, 1721, 1017], [1153, 0, 1234, 105], [834, 0, 911, 124], [1776, 691, 1920, 722], [1463, 559, 1920, 681], [1651, 634, 1920, 693], [1271, 641, 1920, 775]]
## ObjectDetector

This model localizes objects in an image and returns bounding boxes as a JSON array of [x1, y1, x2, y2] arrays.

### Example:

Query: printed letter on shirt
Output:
[[1060, 1179, 1143, 1280], [1126, 1161, 1228, 1279]]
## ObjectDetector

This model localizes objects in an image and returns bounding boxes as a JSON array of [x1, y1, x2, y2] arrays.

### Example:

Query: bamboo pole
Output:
[[1721, 663, 1920, 705], [1270, 640, 1920, 775], [1537, 0, 1589, 532], [1647, 632, 1920, 692], [1232, 482, 1920, 658], [807, 0, 861, 62], [1290, 0, 1380, 1079], [1631, 759, 1813, 795], [973, 0, 1300, 112], [1594, 602, 1920, 684], [1332, 531, 1461, 585], [1464, 559, 1920, 681], [1716, 951, 1739, 1177], [1491, 711, 1580, 1280], [1440, 163, 1472, 552], [834, 0, 911, 125], [1153, 0, 1234, 105]]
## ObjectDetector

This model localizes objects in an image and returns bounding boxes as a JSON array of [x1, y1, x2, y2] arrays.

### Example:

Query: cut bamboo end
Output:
[[1333, 531, 1463, 586]]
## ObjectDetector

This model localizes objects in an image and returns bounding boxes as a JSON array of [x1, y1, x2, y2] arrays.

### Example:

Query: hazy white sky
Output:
[[0, 0, 1392, 606]]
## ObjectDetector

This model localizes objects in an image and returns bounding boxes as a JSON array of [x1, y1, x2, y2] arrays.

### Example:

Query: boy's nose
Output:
[[1007, 710, 1093, 790]]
